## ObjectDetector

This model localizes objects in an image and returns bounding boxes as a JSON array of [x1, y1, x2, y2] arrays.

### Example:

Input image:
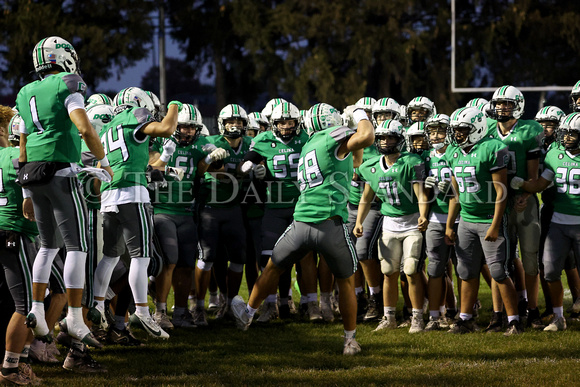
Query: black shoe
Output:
[[278, 304, 291, 320], [527, 308, 545, 329], [484, 312, 503, 333], [518, 299, 528, 325], [356, 293, 368, 321], [107, 327, 144, 347], [504, 319, 523, 336], [447, 318, 476, 334], [364, 293, 382, 322]]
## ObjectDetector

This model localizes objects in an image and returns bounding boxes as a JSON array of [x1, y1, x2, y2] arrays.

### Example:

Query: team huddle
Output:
[[1, 35, 580, 384]]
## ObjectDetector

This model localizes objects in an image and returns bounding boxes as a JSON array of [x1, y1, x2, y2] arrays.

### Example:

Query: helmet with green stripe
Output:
[[426, 113, 451, 150], [570, 81, 580, 112], [304, 103, 342, 136], [536, 106, 565, 146], [270, 102, 301, 141], [465, 98, 488, 109], [113, 87, 156, 116], [375, 120, 405, 154], [8, 113, 22, 145], [146, 91, 162, 121], [372, 98, 401, 126], [407, 96, 437, 123], [86, 104, 114, 133], [449, 107, 486, 149], [261, 98, 287, 120], [406, 121, 429, 153], [218, 104, 248, 138], [175, 104, 203, 145], [248, 112, 269, 131], [491, 85, 524, 121], [86, 93, 113, 107], [32, 36, 80, 78], [355, 97, 377, 114], [558, 112, 580, 150]]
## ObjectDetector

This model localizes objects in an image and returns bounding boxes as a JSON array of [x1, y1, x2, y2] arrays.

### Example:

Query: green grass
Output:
[[30, 274, 580, 386]]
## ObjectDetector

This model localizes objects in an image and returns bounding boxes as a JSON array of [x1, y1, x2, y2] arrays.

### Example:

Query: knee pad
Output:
[[403, 257, 419, 276], [196, 260, 213, 271], [228, 262, 244, 273], [488, 262, 508, 282], [380, 259, 398, 276], [427, 259, 446, 278]]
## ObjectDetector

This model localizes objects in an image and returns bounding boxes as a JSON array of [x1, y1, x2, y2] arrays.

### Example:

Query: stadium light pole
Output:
[[159, 2, 167, 113]]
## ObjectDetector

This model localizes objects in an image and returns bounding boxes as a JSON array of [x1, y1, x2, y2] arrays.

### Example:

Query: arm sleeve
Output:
[[242, 150, 265, 164], [64, 92, 86, 114]]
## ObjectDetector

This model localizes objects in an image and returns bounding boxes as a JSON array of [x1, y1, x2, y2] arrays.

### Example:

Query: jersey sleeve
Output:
[[525, 122, 543, 160], [132, 107, 155, 143], [489, 143, 510, 173], [329, 126, 355, 142], [62, 74, 87, 97]]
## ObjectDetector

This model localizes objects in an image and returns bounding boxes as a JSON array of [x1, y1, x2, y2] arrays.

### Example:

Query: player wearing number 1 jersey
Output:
[[232, 102, 374, 355], [445, 107, 522, 336]]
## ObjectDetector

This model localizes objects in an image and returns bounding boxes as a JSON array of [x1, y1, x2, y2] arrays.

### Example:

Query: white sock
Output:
[[246, 304, 257, 317], [344, 329, 356, 339], [553, 306, 564, 318], [156, 302, 167, 313], [369, 286, 381, 295], [32, 247, 59, 283], [459, 313, 472, 321], [128, 258, 151, 304], [307, 293, 318, 303], [136, 305, 149, 316], [355, 286, 363, 295], [3, 352, 19, 371], [265, 294, 277, 303], [507, 315, 520, 323], [385, 306, 396, 316], [93, 255, 120, 299], [64, 251, 87, 289], [430, 310, 440, 318]]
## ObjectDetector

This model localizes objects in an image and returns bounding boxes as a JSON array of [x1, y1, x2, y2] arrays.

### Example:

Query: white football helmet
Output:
[[86, 93, 113, 107], [558, 112, 580, 150], [113, 87, 156, 115], [407, 96, 437, 123], [490, 85, 525, 121], [174, 104, 203, 145], [218, 104, 248, 138], [406, 121, 429, 153], [270, 102, 301, 141], [200, 124, 210, 137], [535, 106, 566, 125], [425, 113, 451, 150], [465, 98, 488, 109], [355, 97, 377, 113], [146, 91, 162, 120], [261, 98, 288, 119], [570, 81, 580, 112], [86, 104, 115, 133], [8, 114, 22, 144], [248, 111, 269, 131], [372, 98, 401, 126], [32, 36, 80, 77], [375, 120, 405, 154], [304, 103, 342, 136], [449, 107, 487, 149]]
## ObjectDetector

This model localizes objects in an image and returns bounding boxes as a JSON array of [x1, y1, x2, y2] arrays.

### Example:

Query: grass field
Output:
[[30, 276, 580, 386]]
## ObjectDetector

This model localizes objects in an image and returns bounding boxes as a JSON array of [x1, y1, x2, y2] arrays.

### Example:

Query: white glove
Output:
[[80, 167, 112, 183], [160, 140, 177, 163], [202, 143, 217, 153], [240, 160, 254, 174], [254, 164, 266, 179], [165, 166, 185, 181], [510, 176, 524, 190], [424, 176, 437, 189], [437, 180, 451, 195], [342, 105, 360, 129], [204, 148, 229, 164]]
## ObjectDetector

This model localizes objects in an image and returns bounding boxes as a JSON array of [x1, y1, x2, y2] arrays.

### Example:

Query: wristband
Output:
[[353, 109, 369, 124], [99, 156, 110, 167], [22, 188, 32, 199]]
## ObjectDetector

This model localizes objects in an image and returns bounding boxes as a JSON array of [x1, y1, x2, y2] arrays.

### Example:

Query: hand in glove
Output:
[[160, 140, 177, 163], [510, 176, 524, 190], [204, 148, 229, 164], [437, 180, 451, 195], [166, 166, 185, 181], [202, 143, 217, 153], [424, 176, 437, 189], [254, 164, 266, 179]]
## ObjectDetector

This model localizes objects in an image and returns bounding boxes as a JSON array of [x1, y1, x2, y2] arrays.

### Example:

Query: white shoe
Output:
[[424, 316, 441, 331], [231, 295, 252, 331], [342, 337, 361, 355], [66, 318, 104, 348], [409, 315, 425, 334], [572, 298, 580, 314], [374, 314, 397, 331], [256, 302, 278, 323], [208, 292, 220, 312], [154, 310, 174, 330], [129, 313, 170, 339], [320, 301, 335, 322], [543, 316, 566, 332]]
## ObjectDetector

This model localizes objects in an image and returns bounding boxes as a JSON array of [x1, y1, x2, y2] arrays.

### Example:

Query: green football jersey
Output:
[[539, 142, 562, 206], [15, 73, 86, 163], [358, 153, 426, 218], [446, 137, 510, 223], [0, 147, 38, 240], [249, 130, 308, 208], [293, 126, 354, 223], [425, 148, 453, 215], [152, 137, 208, 215], [487, 119, 543, 182], [100, 107, 155, 192], [349, 145, 381, 206], [200, 135, 251, 208], [543, 148, 580, 217]]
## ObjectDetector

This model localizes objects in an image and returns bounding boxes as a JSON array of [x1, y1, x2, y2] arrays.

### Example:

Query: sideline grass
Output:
[[30, 276, 580, 386]]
